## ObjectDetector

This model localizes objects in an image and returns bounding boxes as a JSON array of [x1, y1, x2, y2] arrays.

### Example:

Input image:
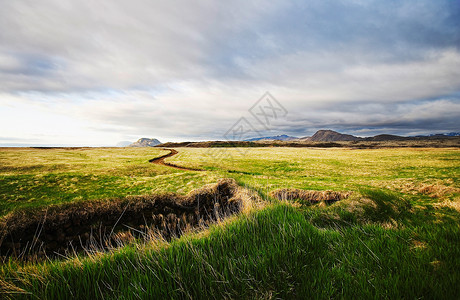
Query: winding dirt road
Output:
[[149, 148, 202, 171]]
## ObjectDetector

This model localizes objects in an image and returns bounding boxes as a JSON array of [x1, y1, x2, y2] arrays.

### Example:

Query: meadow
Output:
[[0, 147, 459, 299], [0, 148, 220, 216]]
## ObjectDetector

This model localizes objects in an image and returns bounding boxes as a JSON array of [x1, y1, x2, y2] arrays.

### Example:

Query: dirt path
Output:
[[149, 148, 203, 171]]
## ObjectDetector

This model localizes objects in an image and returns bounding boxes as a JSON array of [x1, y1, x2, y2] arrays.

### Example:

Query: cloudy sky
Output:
[[1, 0, 459, 146]]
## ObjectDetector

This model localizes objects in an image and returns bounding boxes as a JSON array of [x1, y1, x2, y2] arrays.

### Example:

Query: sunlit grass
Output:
[[0, 147, 459, 298], [170, 147, 459, 200], [0, 148, 218, 215]]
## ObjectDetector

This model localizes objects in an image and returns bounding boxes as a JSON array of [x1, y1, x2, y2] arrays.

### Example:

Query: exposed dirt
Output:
[[270, 188, 350, 204], [0, 179, 245, 260], [150, 148, 203, 171]]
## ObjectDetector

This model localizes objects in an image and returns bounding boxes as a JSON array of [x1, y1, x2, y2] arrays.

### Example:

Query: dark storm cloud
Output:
[[279, 98, 460, 137], [207, 0, 460, 78]]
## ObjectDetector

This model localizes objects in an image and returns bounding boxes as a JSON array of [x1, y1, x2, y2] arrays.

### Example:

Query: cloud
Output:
[[0, 0, 280, 92], [0, 0, 459, 145]]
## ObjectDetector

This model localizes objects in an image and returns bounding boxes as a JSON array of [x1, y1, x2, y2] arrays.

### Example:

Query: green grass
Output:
[[170, 147, 459, 201], [0, 148, 219, 216], [1, 147, 459, 298], [3, 202, 459, 299]]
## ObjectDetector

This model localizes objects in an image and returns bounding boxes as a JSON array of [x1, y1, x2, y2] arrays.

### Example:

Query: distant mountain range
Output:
[[122, 131, 459, 147], [244, 130, 360, 142], [128, 138, 161, 147], [245, 130, 460, 142], [245, 134, 299, 142]]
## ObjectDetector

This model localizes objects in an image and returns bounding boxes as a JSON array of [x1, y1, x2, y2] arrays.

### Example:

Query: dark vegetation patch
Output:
[[227, 170, 262, 175], [305, 189, 413, 229], [0, 179, 244, 260], [270, 188, 351, 204], [360, 189, 412, 223], [157, 138, 460, 148], [157, 141, 342, 148]]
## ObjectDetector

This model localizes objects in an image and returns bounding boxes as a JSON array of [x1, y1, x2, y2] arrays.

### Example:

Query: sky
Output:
[[1, 0, 459, 146]]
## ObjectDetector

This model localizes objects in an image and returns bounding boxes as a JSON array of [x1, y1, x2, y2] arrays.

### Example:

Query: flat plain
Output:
[[0, 147, 459, 299]]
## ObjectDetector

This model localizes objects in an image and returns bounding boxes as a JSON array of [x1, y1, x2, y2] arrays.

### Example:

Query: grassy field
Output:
[[1, 147, 459, 299], [172, 147, 459, 200], [0, 148, 220, 216]]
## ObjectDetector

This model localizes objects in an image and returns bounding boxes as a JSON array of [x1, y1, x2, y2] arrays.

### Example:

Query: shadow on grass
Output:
[[361, 189, 412, 223]]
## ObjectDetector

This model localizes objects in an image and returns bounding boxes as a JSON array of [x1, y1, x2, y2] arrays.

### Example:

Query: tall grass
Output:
[[2, 195, 459, 299]]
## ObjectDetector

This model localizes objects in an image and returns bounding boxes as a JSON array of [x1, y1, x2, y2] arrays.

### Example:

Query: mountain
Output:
[[115, 141, 133, 147], [309, 130, 360, 142], [128, 138, 162, 147], [245, 134, 298, 142]]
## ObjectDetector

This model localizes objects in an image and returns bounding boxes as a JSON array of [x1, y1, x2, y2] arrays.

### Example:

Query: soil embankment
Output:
[[270, 189, 350, 204], [0, 179, 244, 260]]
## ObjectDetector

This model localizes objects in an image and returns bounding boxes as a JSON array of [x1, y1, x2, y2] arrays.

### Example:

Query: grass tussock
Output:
[[434, 196, 460, 212], [270, 188, 350, 204], [391, 179, 460, 199]]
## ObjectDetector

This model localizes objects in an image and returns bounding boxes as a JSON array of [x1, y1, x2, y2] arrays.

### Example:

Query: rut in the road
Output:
[[149, 149, 203, 171]]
